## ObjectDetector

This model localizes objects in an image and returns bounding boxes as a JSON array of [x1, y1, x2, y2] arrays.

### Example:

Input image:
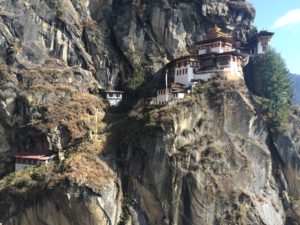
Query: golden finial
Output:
[[206, 25, 232, 39]]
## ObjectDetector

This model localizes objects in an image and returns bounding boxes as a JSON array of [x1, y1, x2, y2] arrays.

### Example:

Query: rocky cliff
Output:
[[118, 80, 285, 225], [0, 0, 299, 225], [0, 0, 257, 172]]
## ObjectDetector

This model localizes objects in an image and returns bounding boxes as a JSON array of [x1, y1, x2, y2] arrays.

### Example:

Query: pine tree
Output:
[[249, 49, 293, 129]]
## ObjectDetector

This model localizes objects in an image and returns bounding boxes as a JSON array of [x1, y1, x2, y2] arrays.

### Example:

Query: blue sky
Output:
[[248, 0, 300, 74]]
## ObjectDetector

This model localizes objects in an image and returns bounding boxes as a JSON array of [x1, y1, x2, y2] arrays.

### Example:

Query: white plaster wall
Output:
[[156, 89, 172, 102], [229, 60, 242, 74], [175, 64, 192, 85], [194, 73, 216, 81], [106, 93, 122, 106], [177, 93, 185, 99], [257, 42, 264, 54], [15, 163, 36, 171], [198, 49, 207, 55], [155, 91, 186, 102], [156, 93, 167, 102], [187, 65, 194, 85], [108, 99, 122, 106], [211, 46, 223, 53]]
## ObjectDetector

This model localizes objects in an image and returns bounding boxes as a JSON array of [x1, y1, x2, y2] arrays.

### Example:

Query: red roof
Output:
[[14, 154, 52, 160], [172, 89, 186, 93], [105, 90, 124, 93]]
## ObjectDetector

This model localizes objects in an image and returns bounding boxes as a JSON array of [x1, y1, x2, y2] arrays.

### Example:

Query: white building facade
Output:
[[249, 30, 274, 55], [155, 89, 186, 103], [256, 31, 274, 54], [197, 40, 234, 55], [152, 83, 187, 104], [174, 61, 196, 85], [14, 155, 53, 171], [105, 91, 123, 106], [173, 53, 244, 86], [153, 26, 271, 103]]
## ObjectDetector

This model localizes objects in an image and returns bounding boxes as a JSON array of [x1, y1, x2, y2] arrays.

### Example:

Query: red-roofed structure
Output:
[[14, 154, 54, 171]]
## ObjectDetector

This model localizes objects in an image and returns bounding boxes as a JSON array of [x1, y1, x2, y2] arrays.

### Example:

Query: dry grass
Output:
[[26, 85, 106, 139], [0, 163, 55, 204], [60, 137, 116, 188], [84, 20, 102, 35]]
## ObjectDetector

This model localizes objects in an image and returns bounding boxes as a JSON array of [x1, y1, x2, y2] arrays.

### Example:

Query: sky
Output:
[[248, 0, 300, 74]]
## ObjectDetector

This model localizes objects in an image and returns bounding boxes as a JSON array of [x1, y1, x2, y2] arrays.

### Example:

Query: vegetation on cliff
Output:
[[247, 49, 293, 129]]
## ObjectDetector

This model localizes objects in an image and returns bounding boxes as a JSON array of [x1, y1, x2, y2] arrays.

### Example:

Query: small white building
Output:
[[256, 30, 274, 54], [14, 154, 54, 171], [153, 83, 187, 104], [104, 90, 124, 106], [249, 30, 274, 55]]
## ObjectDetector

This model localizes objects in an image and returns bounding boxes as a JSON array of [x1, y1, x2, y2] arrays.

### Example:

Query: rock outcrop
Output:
[[2, 185, 122, 225], [118, 80, 285, 225], [0, 0, 299, 225]]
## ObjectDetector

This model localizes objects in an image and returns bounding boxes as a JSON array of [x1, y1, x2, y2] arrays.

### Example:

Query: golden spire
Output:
[[205, 25, 232, 39]]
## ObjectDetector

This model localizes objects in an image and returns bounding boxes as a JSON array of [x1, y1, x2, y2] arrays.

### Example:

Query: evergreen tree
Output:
[[249, 49, 293, 129], [125, 52, 147, 94], [125, 64, 145, 92]]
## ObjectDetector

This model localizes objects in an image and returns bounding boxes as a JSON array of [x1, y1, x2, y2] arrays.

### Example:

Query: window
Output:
[[108, 93, 113, 98], [185, 68, 188, 74], [116, 94, 120, 97]]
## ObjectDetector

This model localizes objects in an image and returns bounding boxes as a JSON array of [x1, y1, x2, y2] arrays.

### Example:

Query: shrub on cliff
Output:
[[249, 49, 293, 129]]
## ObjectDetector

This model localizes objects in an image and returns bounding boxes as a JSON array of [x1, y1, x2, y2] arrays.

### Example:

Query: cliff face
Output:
[[0, 0, 255, 178], [119, 80, 285, 225], [0, 0, 299, 225], [3, 185, 122, 225]]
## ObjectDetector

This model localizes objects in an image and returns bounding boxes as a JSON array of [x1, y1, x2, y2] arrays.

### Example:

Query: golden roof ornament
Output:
[[205, 25, 232, 39]]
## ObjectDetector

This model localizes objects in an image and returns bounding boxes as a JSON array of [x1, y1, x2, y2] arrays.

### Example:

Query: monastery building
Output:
[[152, 26, 274, 104]]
